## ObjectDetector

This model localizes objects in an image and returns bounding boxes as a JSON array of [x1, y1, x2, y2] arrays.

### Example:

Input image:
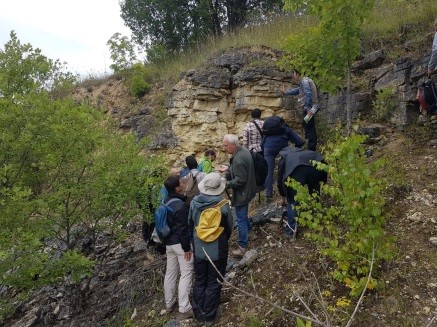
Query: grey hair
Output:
[[223, 134, 239, 145]]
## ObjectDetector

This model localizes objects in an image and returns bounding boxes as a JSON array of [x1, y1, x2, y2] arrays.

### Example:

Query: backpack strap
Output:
[[164, 197, 182, 209], [213, 199, 229, 209], [253, 119, 263, 136], [164, 197, 183, 226]]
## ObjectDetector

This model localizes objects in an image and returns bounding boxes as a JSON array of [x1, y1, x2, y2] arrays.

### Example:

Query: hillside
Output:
[[2, 5, 437, 327], [5, 125, 435, 327]]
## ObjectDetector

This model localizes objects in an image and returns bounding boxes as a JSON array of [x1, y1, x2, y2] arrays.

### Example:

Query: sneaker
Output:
[[166, 303, 177, 313], [232, 246, 247, 258], [179, 309, 194, 320]]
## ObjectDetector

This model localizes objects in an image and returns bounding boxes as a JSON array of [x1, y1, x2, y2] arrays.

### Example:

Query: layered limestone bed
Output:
[[74, 46, 430, 165]]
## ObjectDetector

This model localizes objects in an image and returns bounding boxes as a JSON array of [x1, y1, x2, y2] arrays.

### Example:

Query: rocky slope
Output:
[[3, 45, 437, 327]]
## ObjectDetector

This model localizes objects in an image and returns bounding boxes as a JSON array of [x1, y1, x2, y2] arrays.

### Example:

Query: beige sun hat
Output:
[[198, 172, 226, 196]]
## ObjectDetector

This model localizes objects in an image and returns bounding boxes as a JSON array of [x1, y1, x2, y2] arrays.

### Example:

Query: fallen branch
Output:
[[344, 244, 376, 327], [202, 248, 329, 327], [425, 313, 436, 327]]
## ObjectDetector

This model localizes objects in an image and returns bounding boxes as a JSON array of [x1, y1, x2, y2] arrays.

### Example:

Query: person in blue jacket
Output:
[[261, 120, 304, 202]]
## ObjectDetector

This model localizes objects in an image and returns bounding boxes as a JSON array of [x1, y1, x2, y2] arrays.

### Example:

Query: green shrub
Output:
[[126, 63, 152, 98], [287, 132, 395, 296], [371, 86, 397, 122]]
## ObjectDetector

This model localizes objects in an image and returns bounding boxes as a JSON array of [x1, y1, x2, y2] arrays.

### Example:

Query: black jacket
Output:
[[277, 146, 327, 196], [162, 192, 191, 252]]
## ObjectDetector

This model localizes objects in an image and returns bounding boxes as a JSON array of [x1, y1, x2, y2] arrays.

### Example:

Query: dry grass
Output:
[[78, 0, 437, 97]]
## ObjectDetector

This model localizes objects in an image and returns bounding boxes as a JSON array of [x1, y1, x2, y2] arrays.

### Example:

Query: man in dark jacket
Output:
[[162, 175, 194, 319], [261, 119, 304, 202], [189, 172, 233, 325], [219, 134, 257, 257], [277, 147, 327, 238]]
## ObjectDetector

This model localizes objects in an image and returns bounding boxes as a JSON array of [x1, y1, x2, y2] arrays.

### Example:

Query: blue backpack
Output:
[[154, 198, 183, 241]]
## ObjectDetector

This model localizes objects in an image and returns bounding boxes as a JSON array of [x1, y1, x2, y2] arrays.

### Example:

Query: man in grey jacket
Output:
[[219, 134, 257, 257], [277, 146, 327, 239]]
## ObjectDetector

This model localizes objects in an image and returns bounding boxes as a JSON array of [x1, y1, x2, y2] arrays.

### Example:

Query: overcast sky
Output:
[[0, 0, 132, 76]]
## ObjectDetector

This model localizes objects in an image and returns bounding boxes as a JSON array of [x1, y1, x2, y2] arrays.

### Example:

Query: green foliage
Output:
[[246, 316, 264, 327], [362, 0, 437, 53], [120, 0, 284, 54], [282, 0, 374, 93], [126, 63, 152, 98], [296, 318, 312, 327], [0, 31, 76, 97], [371, 87, 397, 122], [146, 43, 171, 65], [287, 132, 394, 296], [0, 33, 154, 292], [107, 33, 139, 73], [135, 156, 168, 223]]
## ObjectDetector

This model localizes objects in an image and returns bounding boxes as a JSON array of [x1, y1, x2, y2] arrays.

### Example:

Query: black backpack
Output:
[[262, 116, 286, 136], [417, 79, 437, 116], [251, 149, 268, 189], [141, 221, 166, 255]]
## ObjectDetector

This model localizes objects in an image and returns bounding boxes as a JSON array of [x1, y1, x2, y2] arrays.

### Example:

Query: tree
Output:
[[107, 32, 140, 72], [282, 0, 375, 133], [119, 0, 284, 54], [0, 33, 163, 291], [0, 31, 75, 97]]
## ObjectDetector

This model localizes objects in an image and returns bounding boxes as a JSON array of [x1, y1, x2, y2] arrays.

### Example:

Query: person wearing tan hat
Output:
[[188, 172, 233, 326]]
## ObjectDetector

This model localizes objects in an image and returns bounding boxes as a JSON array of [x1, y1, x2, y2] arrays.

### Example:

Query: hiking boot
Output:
[[216, 305, 223, 318], [285, 233, 295, 242], [232, 246, 247, 258], [179, 309, 194, 320], [166, 303, 177, 314]]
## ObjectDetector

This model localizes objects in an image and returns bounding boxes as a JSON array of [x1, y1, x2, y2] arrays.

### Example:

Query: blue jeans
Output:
[[263, 146, 282, 197], [286, 200, 298, 235], [235, 204, 250, 248]]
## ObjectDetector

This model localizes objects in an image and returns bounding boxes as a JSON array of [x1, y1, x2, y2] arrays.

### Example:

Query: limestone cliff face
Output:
[[72, 46, 431, 165], [166, 46, 294, 163], [165, 46, 429, 164]]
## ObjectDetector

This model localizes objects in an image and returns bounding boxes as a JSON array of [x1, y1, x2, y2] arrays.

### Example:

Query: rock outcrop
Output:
[[164, 46, 431, 163], [72, 46, 432, 165]]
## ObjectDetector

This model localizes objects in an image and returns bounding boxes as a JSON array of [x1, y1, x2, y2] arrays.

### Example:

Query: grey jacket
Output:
[[226, 146, 257, 206], [279, 146, 325, 184]]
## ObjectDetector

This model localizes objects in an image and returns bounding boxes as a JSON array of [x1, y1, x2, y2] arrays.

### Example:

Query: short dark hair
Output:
[[164, 175, 180, 193], [251, 108, 261, 119], [292, 69, 301, 75], [185, 155, 198, 170], [204, 149, 216, 157]]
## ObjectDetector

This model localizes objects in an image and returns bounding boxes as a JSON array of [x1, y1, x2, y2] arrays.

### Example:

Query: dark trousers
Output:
[[302, 110, 317, 151], [192, 256, 227, 323], [281, 165, 327, 233]]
